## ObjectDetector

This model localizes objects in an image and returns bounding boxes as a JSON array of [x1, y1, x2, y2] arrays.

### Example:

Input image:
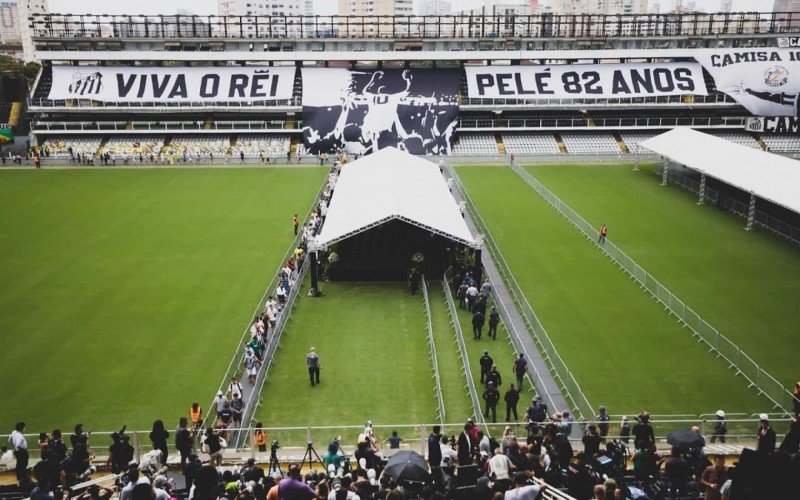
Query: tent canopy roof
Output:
[[640, 128, 800, 214], [315, 148, 477, 248]]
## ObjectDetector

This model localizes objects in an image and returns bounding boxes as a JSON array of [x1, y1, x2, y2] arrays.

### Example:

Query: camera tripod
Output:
[[301, 441, 324, 472], [269, 445, 283, 476]]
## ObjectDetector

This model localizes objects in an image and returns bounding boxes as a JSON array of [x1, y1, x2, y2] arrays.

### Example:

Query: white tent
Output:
[[315, 147, 477, 248], [640, 128, 800, 214]]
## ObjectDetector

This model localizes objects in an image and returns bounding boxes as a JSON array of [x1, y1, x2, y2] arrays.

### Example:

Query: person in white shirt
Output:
[[0, 446, 13, 462], [8, 422, 27, 483], [488, 449, 515, 485], [213, 391, 228, 413], [504, 472, 546, 500], [228, 377, 244, 400], [466, 284, 479, 310], [439, 436, 457, 467], [120, 470, 150, 500]]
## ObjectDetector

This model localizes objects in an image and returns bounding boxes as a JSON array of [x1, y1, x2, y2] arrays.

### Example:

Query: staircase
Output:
[[494, 133, 506, 155], [752, 134, 767, 151], [613, 132, 629, 153], [554, 133, 568, 154], [682, 94, 695, 104], [204, 115, 213, 130], [8, 102, 21, 126], [582, 111, 596, 127]]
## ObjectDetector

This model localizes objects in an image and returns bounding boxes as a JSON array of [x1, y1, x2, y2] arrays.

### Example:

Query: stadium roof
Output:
[[640, 128, 800, 215], [315, 148, 477, 248]]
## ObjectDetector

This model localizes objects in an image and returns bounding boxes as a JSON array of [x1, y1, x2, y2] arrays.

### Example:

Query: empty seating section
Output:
[[233, 134, 291, 158], [560, 132, 621, 154], [39, 137, 102, 158], [620, 132, 659, 154], [164, 135, 231, 158], [451, 133, 499, 155], [710, 131, 760, 149], [502, 132, 561, 155], [101, 136, 164, 157], [760, 134, 800, 152]]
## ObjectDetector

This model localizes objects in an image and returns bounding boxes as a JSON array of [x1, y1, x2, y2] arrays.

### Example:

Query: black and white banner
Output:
[[301, 68, 459, 155], [48, 66, 296, 102], [465, 63, 707, 99], [745, 116, 800, 133], [696, 49, 800, 117]]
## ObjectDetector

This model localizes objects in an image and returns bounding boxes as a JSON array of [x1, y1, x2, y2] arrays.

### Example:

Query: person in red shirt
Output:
[[700, 455, 728, 500]]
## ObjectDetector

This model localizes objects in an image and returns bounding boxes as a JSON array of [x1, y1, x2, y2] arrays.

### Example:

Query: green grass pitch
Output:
[[0, 167, 327, 432], [457, 165, 770, 415], [527, 163, 800, 391]]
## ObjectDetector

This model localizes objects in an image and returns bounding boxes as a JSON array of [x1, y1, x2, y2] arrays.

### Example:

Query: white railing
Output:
[[509, 160, 796, 415], [441, 269, 487, 432], [28, 96, 302, 109], [458, 116, 748, 131], [461, 93, 736, 107], [421, 275, 446, 425], [441, 162, 594, 421], [31, 120, 295, 132]]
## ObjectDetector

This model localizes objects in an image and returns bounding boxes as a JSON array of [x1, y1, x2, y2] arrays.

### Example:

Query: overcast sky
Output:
[[47, 0, 769, 16]]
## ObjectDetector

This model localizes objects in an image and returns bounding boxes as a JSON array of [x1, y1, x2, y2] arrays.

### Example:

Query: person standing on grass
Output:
[[8, 422, 27, 484], [457, 282, 468, 309], [486, 364, 502, 389], [488, 306, 500, 340], [479, 350, 493, 384], [466, 282, 479, 310], [472, 309, 485, 340], [513, 353, 527, 390], [505, 383, 520, 422], [307, 347, 321, 386], [293, 214, 299, 236], [483, 381, 500, 423], [598, 224, 607, 244], [149, 420, 169, 466]]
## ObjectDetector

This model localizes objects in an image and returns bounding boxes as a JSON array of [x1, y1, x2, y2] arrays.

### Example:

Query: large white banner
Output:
[[695, 49, 800, 117], [465, 63, 707, 99], [48, 66, 296, 102]]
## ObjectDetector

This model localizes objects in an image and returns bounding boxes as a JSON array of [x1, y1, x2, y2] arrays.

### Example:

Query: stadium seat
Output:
[[233, 134, 291, 159], [451, 133, 499, 156], [502, 132, 561, 155], [38, 136, 102, 158], [710, 131, 761, 149], [620, 132, 659, 154], [100, 136, 165, 158], [760, 134, 800, 153], [164, 135, 232, 159], [560, 132, 621, 154]]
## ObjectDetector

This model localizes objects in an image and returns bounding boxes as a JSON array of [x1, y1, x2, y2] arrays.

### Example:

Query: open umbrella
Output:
[[666, 429, 705, 451], [384, 450, 430, 483]]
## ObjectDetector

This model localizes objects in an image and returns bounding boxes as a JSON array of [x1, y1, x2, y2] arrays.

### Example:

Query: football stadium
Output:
[[2, 2, 800, 499]]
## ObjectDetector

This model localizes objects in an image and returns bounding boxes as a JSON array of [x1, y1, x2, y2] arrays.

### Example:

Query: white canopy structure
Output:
[[640, 128, 800, 214], [315, 147, 477, 248]]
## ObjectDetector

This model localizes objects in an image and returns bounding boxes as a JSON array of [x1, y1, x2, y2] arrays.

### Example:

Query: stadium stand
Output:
[[232, 134, 291, 159], [710, 131, 761, 149], [760, 134, 800, 153], [38, 136, 102, 158], [502, 132, 562, 155], [451, 132, 499, 156], [620, 132, 659, 154], [560, 132, 622, 154], [100, 136, 165, 157], [163, 135, 232, 159]]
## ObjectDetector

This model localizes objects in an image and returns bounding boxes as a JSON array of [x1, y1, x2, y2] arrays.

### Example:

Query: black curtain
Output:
[[328, 219, 459, 281]]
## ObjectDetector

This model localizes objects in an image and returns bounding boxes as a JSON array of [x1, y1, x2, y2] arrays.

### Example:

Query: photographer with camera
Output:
[[70, 424, 91, 473], [108, 429, 134, 475], [324, 442, 347, 476]]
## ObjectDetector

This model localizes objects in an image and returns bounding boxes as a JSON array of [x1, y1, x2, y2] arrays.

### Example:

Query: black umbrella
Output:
[[384, 450, 430, 483], [666, 429, 705, 451]]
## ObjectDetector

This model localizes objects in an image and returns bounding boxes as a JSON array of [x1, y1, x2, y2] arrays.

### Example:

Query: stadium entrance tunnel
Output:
[[319, 218, 471, 282]]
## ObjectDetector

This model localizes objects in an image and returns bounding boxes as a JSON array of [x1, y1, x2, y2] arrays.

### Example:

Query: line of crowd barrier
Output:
[[203, 174, 328, 433], [509, 160, 796, 415], [420, 275, 446, 425], [441, 160, 595, 422], [442, 268, 486, 432], [655, 164, 800, 246], [2, 416, 782, 467]]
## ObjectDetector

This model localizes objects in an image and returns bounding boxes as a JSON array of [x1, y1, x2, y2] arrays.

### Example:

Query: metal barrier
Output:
[[421, 275, 446, 425], [28, 97, 302, 109], [202, 172, 328, 432], [461, 93, 736, 107], [509, 160, 795, 414], [656, 164, 800, 246], [441, 161, 594, 421], [458, 116, 748, 131], [441, 269, 486, 432]]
